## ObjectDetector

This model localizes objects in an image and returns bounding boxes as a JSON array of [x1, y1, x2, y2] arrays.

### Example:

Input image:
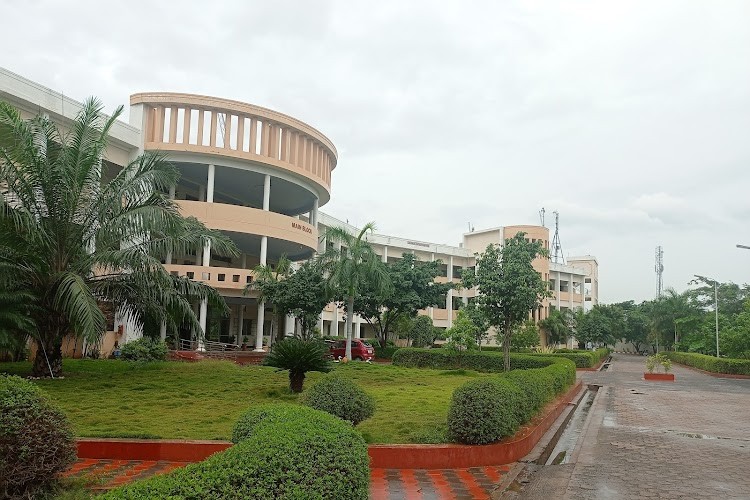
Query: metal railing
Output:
[[178, 339, 241, 352]]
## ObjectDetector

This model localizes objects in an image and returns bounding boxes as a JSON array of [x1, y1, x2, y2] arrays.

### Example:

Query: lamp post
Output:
[[694, 275, 720, 358]]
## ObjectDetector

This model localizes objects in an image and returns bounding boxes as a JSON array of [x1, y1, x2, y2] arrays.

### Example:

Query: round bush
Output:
[[104, 404, 370, 500], [232, 403, 308, 444], [301, 375, 375, 425], [120, 337, 168, 362], [447, 377, 524, 445], [0, 375, 77, 498]]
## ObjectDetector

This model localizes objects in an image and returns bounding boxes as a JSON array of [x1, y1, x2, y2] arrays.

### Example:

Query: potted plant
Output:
[[644, 353, 674, 381], [241, 336, 249, 351]]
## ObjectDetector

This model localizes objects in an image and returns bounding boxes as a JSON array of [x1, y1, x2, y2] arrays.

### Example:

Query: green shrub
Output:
[[392, 347, 555, 372], [665, 352, 750, 376], [374, 346, 400, 359], [105, 404, 369, 500], [446, 355, 576, 445], [119, 337, 168, 362], [0, 375, 77, 498], [525, 348, 611, 368], [301, 375, 375, 425], [232, 403, 308, 444], [264, 339, 332, 392], [447, 378, 524, 444]]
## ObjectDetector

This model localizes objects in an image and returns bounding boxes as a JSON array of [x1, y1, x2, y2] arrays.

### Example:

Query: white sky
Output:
[[4, 0, 749, 303]]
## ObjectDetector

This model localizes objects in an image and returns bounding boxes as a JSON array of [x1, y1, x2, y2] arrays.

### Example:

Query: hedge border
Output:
[[664, 351, 750, 377]]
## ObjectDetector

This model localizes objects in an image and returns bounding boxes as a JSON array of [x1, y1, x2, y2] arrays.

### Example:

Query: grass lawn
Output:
[[0, 359, 490, 444]]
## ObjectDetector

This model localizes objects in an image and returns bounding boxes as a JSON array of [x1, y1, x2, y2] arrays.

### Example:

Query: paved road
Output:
[[508, 353, 750, 500]]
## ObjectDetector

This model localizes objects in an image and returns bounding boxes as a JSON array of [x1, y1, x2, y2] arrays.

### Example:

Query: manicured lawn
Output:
[[0, 359, 489, 444]]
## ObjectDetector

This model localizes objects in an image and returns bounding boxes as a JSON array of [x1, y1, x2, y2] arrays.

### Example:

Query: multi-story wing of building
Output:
[[0, 67, 598, 354]]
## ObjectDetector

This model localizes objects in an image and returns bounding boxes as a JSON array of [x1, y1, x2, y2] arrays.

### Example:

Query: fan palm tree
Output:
[[0, 98, 237, 377], [322, 223, 390, 360]]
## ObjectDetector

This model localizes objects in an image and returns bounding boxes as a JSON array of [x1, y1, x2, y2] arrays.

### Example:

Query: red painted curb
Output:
[[367, 381, 583, 469], [672, 362, 750, 380], [77, 438, 231, 462], [76, 381, 583, 469], [643, 372, 675, 381]]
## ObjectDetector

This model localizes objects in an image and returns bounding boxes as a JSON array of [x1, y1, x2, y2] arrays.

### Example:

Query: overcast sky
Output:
[[4, 1, 749, 303]]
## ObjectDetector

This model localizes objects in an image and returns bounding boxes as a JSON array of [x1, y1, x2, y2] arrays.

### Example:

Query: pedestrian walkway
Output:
[[507, 353, 750, 500], [66, 459, 510, 498]]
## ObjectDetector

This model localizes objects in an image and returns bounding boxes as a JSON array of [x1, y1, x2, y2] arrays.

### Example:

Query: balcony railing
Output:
[[131, 93, 337, 194], [164, 264, 255, 291]]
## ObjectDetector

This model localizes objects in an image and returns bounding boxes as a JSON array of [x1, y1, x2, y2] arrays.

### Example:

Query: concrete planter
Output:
[[644, 372, 675, 381]]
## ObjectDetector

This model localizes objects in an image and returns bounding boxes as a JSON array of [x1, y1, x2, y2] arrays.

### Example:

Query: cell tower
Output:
[[551, 211, 564, 264], [655, 246, 664, 299]]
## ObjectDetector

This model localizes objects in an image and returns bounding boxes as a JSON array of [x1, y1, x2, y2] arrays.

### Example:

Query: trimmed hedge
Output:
[[665, 352, 750, 376], [447, 358, 576, 445], [374, 346, 400, 359], [105, 404, 370, 500], [527, 348, 611, 368], [392, 348, 556, 372], [301, 375, 375, 425], [447, 378, 525, 444], [0, 375, 77, 498]]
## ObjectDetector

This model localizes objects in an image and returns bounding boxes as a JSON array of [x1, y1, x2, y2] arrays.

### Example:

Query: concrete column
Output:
[[382, 246, 388, 263], [333, 304, 340, 337], [198, 185, 205, 202], [285, 314, 295, 337], [159, 321, 167, 342], [312, 198, 319, 229], [241, 253, 247, 269], [355, 319, 361, 339], [569, 273, 574, 310], [446, 290, 453, 328], [448, 255, 454, 281], [168, 185, 175, 200], [260, 236, 268, 266], [237, 305, 244, 345], [318, 236, 327, 254], [263, 174, 271, 211], [317, 315, 324, 336], [198, 298, 207, 351], [206, 164, 215, 203], [254, 303, 265, 351]]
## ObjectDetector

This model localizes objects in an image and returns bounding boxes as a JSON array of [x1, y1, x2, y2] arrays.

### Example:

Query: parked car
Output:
[[329, 339, 374, 361]]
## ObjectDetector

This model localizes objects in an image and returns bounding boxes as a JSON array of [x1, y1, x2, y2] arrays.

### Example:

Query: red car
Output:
[[329, 339, 374, 361]]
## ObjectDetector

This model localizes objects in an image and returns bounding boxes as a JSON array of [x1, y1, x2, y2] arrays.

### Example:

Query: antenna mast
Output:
[[655, 246, 664, 299], [551, 211, 564, 264]]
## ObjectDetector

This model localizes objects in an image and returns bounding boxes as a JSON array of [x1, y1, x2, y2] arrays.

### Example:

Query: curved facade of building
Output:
[[129, 93, 337, 349]]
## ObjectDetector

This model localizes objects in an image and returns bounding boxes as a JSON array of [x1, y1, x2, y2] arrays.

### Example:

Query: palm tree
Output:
[[0, 98, 237, 377], [323, 223, 390, 360]]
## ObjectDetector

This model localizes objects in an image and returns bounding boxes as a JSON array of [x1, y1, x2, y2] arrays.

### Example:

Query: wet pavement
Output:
[[67, 459, 511, 498], [504, 353, 750, 500]]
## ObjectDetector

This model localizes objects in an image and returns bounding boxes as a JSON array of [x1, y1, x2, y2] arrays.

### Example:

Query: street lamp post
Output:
[[694, 274, 720, 358]]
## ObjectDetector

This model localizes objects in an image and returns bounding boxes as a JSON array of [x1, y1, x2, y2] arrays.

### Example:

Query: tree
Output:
[[409, 315, 438, 347], [462, 302, 491, 349], [538, 308, 573, 347], [323, 223, 390, 360], [354, 253, 452, 348], [622, 307, 650, 354], [462, 233, 550, 371], [509, 320, 540, 350], [284, 260, 332, 339], [0, 98, 236, 376], [576, 306, 614, 347], [444, 311, 479, 352]]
